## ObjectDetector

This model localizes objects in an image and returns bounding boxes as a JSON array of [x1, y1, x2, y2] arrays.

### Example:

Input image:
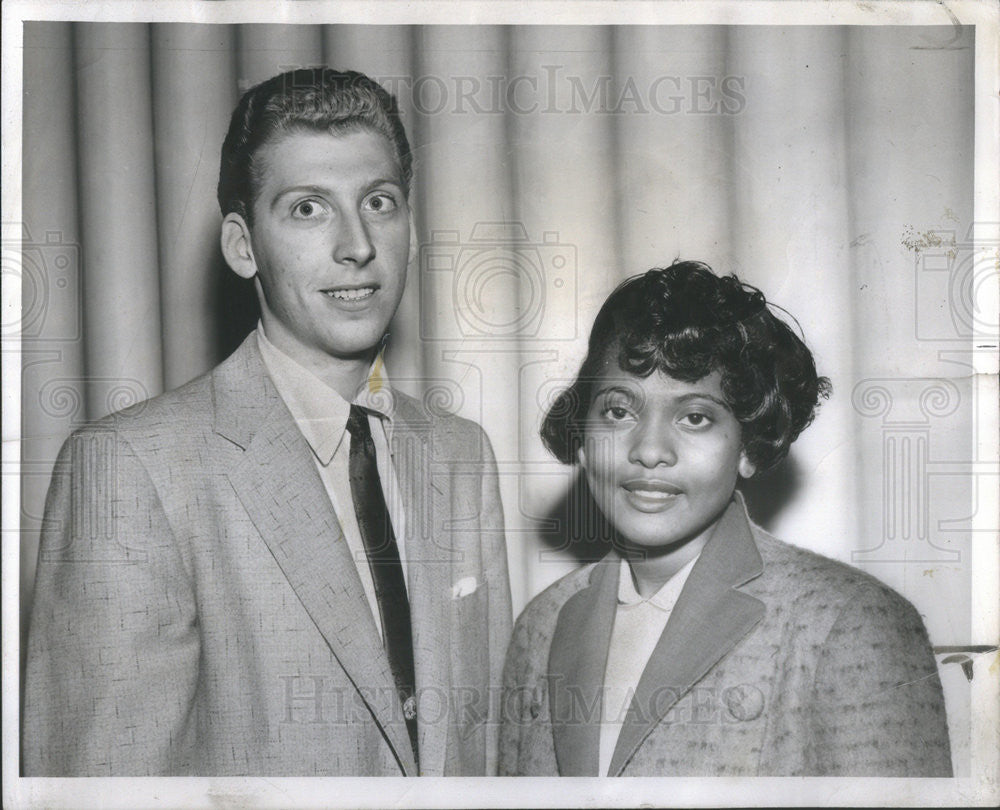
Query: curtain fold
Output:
[[612, 26, 735, 269], [726, 26, 856, 558], [75, 23, 164, 418], [21, 21, 84, 646], [237, 24, 323, 90], [152, 24, 238, 389]]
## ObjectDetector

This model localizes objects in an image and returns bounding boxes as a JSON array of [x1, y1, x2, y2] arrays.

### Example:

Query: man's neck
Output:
[[312, 356, 376, 402], [257, 323, 378, 402]]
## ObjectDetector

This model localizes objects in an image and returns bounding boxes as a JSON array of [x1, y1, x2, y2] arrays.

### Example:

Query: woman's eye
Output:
[[364, 192, 398, 213], [681, 412, 713, 427], [602, 405, 633, 422]]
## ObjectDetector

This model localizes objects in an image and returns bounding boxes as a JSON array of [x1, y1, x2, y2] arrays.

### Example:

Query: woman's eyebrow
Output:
[[675, 392, 732, 410], [592, 384, 638, 400]]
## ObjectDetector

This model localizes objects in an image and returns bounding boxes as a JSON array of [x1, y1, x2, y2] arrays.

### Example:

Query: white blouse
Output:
[[599, 554, 699, 775]]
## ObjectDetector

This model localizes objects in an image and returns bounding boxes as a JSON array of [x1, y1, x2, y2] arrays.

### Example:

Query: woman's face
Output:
[[578, 363, 755, 552]]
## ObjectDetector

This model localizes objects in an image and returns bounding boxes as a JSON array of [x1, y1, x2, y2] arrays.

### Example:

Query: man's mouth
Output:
[[322, 286, 377, 301]]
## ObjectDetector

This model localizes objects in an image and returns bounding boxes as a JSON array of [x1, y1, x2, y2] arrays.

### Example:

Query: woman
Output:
[[499, 261, 951, 776]]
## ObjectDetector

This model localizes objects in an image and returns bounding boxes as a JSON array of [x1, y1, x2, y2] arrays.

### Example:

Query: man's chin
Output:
[[320, 333, 388, 362]]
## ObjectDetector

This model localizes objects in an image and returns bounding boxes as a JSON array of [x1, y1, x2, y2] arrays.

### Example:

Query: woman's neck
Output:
[[621, 531, 710, 599]]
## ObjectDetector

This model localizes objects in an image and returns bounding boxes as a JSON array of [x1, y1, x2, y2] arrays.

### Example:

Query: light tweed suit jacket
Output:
[[500, 495, 952, 777], [23, 334, 512, 776]]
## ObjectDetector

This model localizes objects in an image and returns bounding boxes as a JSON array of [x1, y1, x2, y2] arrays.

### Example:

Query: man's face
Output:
[[240, 127, 411, 367], [578, 363, 755, 553]]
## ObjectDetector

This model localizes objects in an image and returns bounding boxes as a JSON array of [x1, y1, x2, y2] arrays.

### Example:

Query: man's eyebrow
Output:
[[367, 177, 405, 189], [270, 185, 329, 207]]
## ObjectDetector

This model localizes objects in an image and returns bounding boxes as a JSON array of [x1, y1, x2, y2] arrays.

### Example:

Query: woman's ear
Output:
[[407, 200, 418, 267], [221, 212, 257, 280], [738, 451, 756, 480]]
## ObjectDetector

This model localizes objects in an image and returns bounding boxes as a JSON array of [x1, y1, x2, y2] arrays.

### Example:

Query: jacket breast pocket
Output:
[[448, 583, 490, 746], [449, 583, 489, 683], [450, 581, 487, 632]]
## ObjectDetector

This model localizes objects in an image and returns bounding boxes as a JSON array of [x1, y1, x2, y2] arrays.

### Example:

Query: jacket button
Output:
[[722, 684, 764, 721], [529, 684, 544, 718]]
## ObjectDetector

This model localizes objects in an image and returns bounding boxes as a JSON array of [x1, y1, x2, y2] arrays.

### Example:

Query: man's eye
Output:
[[292, 200, 325, 219], [364, 192, 398, 213]]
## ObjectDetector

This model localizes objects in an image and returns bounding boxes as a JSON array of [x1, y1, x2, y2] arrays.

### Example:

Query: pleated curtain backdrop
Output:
[[21, 22, 975, 666]]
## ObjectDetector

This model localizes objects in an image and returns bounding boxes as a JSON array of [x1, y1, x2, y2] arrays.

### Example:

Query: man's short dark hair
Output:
[[540, 260, 831, 472], [218, 68, 413, 225]]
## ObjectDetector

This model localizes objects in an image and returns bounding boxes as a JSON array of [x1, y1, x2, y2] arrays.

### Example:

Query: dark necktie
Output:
[[346, 404, 419, 767]]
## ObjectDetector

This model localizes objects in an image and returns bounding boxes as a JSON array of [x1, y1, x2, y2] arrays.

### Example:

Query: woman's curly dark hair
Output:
[[540, 261, 831, 472]]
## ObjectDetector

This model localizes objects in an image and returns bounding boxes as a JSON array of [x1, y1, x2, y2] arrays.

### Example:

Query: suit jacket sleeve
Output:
[[499, 609, 532, 775], [478, 427, 513, 775], [810, 580, 952, 776], [23, 426, 201, 775], [498, 591, 561, 777]]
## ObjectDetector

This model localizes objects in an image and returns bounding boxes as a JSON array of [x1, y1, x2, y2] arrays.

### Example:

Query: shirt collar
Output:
[[255, 324, 394, 465], [617, 553, 699, 611]]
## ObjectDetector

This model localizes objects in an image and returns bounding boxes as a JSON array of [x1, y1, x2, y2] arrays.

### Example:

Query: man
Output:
[[23, 69, 512, 776]]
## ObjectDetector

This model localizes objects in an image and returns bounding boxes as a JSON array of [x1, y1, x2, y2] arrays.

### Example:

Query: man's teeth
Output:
[[325, 287, 375, 301]]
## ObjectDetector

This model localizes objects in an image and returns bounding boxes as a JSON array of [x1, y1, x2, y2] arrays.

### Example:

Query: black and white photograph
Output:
[[3, 0, 997, 807]]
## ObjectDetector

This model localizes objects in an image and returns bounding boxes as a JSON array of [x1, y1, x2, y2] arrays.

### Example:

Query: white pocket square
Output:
[[451, 577, 480, 599]]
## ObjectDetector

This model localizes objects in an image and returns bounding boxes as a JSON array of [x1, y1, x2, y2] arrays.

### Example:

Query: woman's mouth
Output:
[[621, 479, 682, 510]]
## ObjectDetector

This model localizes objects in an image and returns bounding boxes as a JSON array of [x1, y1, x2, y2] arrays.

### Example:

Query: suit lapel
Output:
[[212, 336, 417, 774], [608, 495, 765, 775], [548, 555, 621, 776], [388, 393, 451, 776]]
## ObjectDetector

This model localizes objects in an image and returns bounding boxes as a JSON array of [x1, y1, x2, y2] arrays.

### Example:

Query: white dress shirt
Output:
[[599, 554, 699, 775], [255, 326, 407, 640]]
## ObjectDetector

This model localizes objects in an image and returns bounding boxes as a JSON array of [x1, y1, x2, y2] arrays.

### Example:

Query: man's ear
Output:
[[221, 212, 257, 280], [738, 451, 756, 480]]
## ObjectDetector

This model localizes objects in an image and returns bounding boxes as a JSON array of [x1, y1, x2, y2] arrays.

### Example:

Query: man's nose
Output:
[[626, 420, 678, 468], [332, 211, 376, 265]]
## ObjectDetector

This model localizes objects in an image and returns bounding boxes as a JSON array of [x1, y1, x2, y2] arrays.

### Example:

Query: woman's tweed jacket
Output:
[[499, 495, 952, 776]]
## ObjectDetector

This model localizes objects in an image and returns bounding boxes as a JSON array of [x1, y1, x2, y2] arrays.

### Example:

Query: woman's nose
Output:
[[626, 420, 678, 468]]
